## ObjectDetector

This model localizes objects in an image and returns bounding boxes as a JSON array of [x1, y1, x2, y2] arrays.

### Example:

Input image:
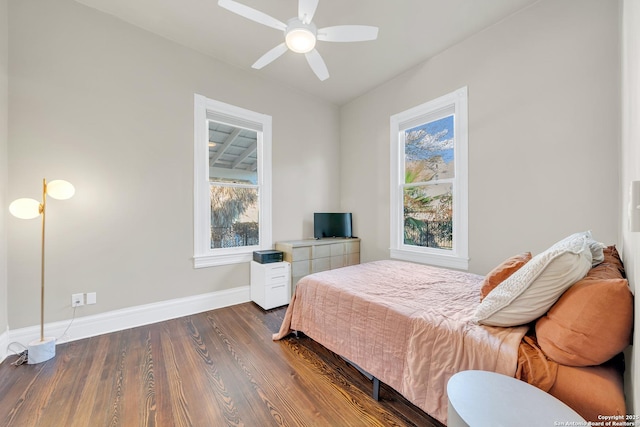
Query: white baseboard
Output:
[[5, 286, 251, 355], [0, 328, 9, 362]]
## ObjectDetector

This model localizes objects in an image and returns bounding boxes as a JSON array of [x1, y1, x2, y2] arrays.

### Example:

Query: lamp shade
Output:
[[9, 198, 41, 219], [46, 180, 75, 200]]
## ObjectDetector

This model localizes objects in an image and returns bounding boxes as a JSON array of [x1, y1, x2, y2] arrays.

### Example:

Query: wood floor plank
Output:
[[204, 307, 301, 426], [279, 336, 398, 426], [35, 343, 98, 425], [69, 335, 114, 427], [119, 328, 146, 426], [89, 333, 131, 426], [224, 307, 318, 426], [184, 314, 244, 426], [159, 317, 219, 427], [0, 302, 442, 427], [0, 362, 47, 426], [152, 321, 192, 427]]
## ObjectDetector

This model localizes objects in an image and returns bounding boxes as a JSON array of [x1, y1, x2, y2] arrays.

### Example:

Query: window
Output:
[[194, 94, 272, 268], [390, 87, 468, 270]]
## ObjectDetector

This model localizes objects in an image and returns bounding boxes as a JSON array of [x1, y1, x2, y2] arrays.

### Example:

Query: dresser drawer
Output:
[[330, 255, 345, 269], [292, 260, 311, 277], [330, 243, 344, 257], [313, 244, 332, 258], [292, 246, 311, 261], [312, 257, 331, 273], [346, 252, 359, 266], [345, 240, 360, 254]]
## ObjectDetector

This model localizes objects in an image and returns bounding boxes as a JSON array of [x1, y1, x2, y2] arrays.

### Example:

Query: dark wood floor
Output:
[[0, 302, 442, 427]]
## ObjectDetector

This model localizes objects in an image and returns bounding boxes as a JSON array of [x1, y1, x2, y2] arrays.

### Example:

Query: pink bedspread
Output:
[[273, 260, 528, 424]]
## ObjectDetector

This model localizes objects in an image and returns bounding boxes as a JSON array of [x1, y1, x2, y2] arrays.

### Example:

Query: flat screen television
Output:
[[314, 212, 353, 239]]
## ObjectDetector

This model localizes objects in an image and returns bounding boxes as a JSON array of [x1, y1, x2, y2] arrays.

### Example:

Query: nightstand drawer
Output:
[[264, 282, 288, 308], [264, 263, 290, 283]]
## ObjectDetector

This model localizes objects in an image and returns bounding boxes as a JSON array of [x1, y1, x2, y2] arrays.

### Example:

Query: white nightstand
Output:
[[250, 261, 291, 310], [447, 370, 585, 427]]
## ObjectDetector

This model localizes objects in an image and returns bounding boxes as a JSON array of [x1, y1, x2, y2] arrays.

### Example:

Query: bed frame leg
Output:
[[342, 356, 381, 401], [372, 377, 380, 401]]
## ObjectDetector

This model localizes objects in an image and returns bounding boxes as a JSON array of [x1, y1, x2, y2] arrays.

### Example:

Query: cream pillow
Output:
[[474, 237, 592, 327], [551, 230, 605, 266]]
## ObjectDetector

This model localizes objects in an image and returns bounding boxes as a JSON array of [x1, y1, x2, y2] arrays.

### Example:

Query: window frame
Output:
[[389, 87, 469, 270], [193, 94, 272, 268]]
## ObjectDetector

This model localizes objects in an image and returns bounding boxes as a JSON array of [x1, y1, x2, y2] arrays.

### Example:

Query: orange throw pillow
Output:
[[536, 278, 633, 366], [480, 252, 532, 301], [586, 245, 625, 280]]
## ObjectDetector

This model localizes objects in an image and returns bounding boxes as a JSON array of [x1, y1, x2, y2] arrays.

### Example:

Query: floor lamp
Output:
[[9, 178, 75, 364]]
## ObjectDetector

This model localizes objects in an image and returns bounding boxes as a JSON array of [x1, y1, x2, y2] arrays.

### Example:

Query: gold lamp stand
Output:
[[9, 178, 75, 364]]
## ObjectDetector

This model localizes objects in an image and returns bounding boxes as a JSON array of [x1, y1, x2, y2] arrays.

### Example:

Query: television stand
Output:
[[275, 238, 360, 296]]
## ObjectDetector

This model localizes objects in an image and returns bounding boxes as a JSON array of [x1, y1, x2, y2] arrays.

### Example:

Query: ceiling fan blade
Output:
[[218, 0, 286, 31], [305, 49, 329, 81], [317, 25, 379, 42], [252, 43, 288, 69], [298, 0, 319, 24]]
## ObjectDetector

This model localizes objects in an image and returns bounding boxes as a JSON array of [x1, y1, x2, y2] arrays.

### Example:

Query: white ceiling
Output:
[[74, 0, 538, 105]]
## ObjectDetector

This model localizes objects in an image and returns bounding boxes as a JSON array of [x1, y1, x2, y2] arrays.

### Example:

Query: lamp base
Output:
[[27, 337, 56, 364]]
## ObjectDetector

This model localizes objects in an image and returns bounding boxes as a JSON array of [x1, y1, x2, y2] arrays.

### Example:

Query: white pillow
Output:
[[474, 236, 592, 327], [551, 230, 605, 266]]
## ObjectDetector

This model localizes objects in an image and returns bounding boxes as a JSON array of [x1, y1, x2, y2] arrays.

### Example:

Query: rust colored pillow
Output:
[[585, 263, 624, 281], [549, 360, 626, 422], [586, 245, 625, 280], [480, 252, 532, 301], [536, 278, 633, 366]]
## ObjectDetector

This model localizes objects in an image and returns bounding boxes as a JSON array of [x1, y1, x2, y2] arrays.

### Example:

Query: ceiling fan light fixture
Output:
[[285, 19, 317, 53], [218, 0, 378, 81]]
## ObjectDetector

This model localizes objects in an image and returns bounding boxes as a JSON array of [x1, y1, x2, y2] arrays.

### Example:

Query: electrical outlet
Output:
[[71, 293, 84, 307], [86, 292, 97, 305]]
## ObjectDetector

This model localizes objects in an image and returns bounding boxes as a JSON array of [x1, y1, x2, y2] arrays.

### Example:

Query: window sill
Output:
[[193, 252, 253, 268], [390, 248, 469, 271]]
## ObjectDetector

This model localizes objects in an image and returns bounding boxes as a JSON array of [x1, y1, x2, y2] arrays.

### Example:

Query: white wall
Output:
[[0, 0, 9, 347], [6, 0, 340, 329], [621, 0, 640, 414], [340, 0, 620, 274]]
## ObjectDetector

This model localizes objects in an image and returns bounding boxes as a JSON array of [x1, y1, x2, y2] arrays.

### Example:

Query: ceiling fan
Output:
[[218, 0, 379, 81]]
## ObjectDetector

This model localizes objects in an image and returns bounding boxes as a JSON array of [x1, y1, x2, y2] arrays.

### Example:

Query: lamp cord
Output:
[[5, 306, 78, 366], [6, 342, 28, 365], [57, 305, 77, 342]]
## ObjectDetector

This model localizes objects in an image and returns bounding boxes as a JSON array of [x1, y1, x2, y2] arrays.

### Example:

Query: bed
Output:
[[273, 233, 632, 424]]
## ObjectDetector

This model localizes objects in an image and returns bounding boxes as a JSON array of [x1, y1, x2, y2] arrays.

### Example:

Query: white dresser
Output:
[[250, 261, 291, 310], [275, 238, 360, 295]]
